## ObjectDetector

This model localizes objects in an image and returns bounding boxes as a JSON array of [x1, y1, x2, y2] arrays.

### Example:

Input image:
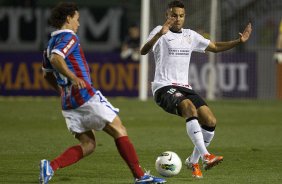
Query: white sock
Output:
[[189, 128, 215, 164], [186, 118, 209, 158]]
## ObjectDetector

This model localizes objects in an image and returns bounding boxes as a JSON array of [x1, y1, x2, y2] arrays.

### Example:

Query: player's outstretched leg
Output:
[[202, 154, 223, 170], [184, 156, 203, 179], [39, 159, 54, 184], [104, 116, 166, 184]]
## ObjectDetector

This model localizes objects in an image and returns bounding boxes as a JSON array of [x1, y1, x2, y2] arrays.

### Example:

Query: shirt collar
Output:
[[169, 28, 183, 33], [51, 29, 75, 37]]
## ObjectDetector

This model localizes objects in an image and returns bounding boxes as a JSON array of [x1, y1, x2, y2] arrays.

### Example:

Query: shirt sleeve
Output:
[[42, 48, 55, 72], [191, 30, 210, 53], [146, 26, 163, 52], [51, 33, 78, 58], [147, 26, 162, 41]]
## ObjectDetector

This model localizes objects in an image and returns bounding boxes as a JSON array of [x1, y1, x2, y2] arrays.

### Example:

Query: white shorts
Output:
[[62, 91, 119, 134]]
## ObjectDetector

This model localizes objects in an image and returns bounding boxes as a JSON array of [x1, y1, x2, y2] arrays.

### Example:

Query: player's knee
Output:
[[110, 124, 128, 138], [116, 124, 128, 137], [206, 116, 217, 127], [82, 141, 96, 156], [191, 106, 198, 116], [89, 141, 96, 151], [179, 100, 198, 118]]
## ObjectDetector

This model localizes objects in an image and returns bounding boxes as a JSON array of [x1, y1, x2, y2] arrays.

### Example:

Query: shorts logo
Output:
[[174, 92, 183, 97]]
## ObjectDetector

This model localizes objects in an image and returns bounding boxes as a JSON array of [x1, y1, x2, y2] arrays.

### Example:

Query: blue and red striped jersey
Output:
[[42, 29, 96, 110]]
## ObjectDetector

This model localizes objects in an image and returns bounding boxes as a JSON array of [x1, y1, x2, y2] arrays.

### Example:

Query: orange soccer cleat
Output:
[[202, 154, 223, 170], [185, 157, 203, 179]]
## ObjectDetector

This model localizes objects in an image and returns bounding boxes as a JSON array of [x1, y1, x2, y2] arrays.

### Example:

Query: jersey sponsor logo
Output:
[[63, 39, 75, 54], [168, 48, 190, 57]]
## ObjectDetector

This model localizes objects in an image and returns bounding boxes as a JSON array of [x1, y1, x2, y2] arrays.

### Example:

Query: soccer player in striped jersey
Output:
[[39, 2, 166, 184], [140, 0, 252, 179]]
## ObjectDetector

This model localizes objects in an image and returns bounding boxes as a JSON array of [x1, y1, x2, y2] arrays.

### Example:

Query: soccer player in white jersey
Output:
[[140, 0, 252, 179]]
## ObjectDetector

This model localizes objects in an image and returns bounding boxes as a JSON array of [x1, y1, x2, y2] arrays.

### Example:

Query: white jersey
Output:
[[147, 26, 210, 94]]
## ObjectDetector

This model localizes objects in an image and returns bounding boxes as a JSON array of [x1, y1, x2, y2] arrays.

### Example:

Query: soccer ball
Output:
[[155, 151, 182, 177]]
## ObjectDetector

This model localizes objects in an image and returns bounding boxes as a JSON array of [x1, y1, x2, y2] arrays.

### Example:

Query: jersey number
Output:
[[167, 88, 176, 94]]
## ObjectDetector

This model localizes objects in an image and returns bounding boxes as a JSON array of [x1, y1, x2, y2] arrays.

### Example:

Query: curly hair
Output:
[[48, 2, 78, 29], [168, 0, 185, 9]]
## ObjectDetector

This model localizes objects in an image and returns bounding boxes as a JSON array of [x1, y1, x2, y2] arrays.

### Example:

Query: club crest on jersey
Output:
[[63, 39, 75, 54], [187, 36, 191, 44]]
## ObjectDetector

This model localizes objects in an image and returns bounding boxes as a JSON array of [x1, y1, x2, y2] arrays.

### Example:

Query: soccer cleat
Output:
[[39, 159, 54, 184], [202, 154, 223, 170], [135, 171, 166, 184], [184, 157, 203, 179]]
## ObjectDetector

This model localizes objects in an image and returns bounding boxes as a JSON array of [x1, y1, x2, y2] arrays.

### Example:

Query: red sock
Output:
[[115, 136, 144, 178], [50, 145, 83, 171]]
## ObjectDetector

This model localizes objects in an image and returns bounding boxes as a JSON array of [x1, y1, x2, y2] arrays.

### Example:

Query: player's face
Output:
[[68, 11, 80, 33], [167, 7, 185, 32]]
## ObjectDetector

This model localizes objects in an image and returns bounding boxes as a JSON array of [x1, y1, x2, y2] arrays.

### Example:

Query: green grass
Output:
[[0, 97, 282, 184]]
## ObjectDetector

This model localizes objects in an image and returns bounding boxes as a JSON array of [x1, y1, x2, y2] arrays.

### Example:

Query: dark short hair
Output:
[[48, 2, 78, 29], [168, 0, 185, 9]]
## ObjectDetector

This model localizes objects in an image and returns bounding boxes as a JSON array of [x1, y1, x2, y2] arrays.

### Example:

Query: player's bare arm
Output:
[[206, 23, 252, 53], [140, 17, 176, 55], [140, 33, 162, 55], [50, 54, 86, 89], [43, 71, 62, 94]]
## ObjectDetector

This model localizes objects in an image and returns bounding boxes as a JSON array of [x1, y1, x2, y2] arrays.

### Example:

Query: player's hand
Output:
[[72, 77, 86, 89], [159, 17, 176, 35], [239, 23, 252, 43]]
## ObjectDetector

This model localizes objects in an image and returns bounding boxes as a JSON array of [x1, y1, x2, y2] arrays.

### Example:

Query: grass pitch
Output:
[[0, 97, 282, 184]]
